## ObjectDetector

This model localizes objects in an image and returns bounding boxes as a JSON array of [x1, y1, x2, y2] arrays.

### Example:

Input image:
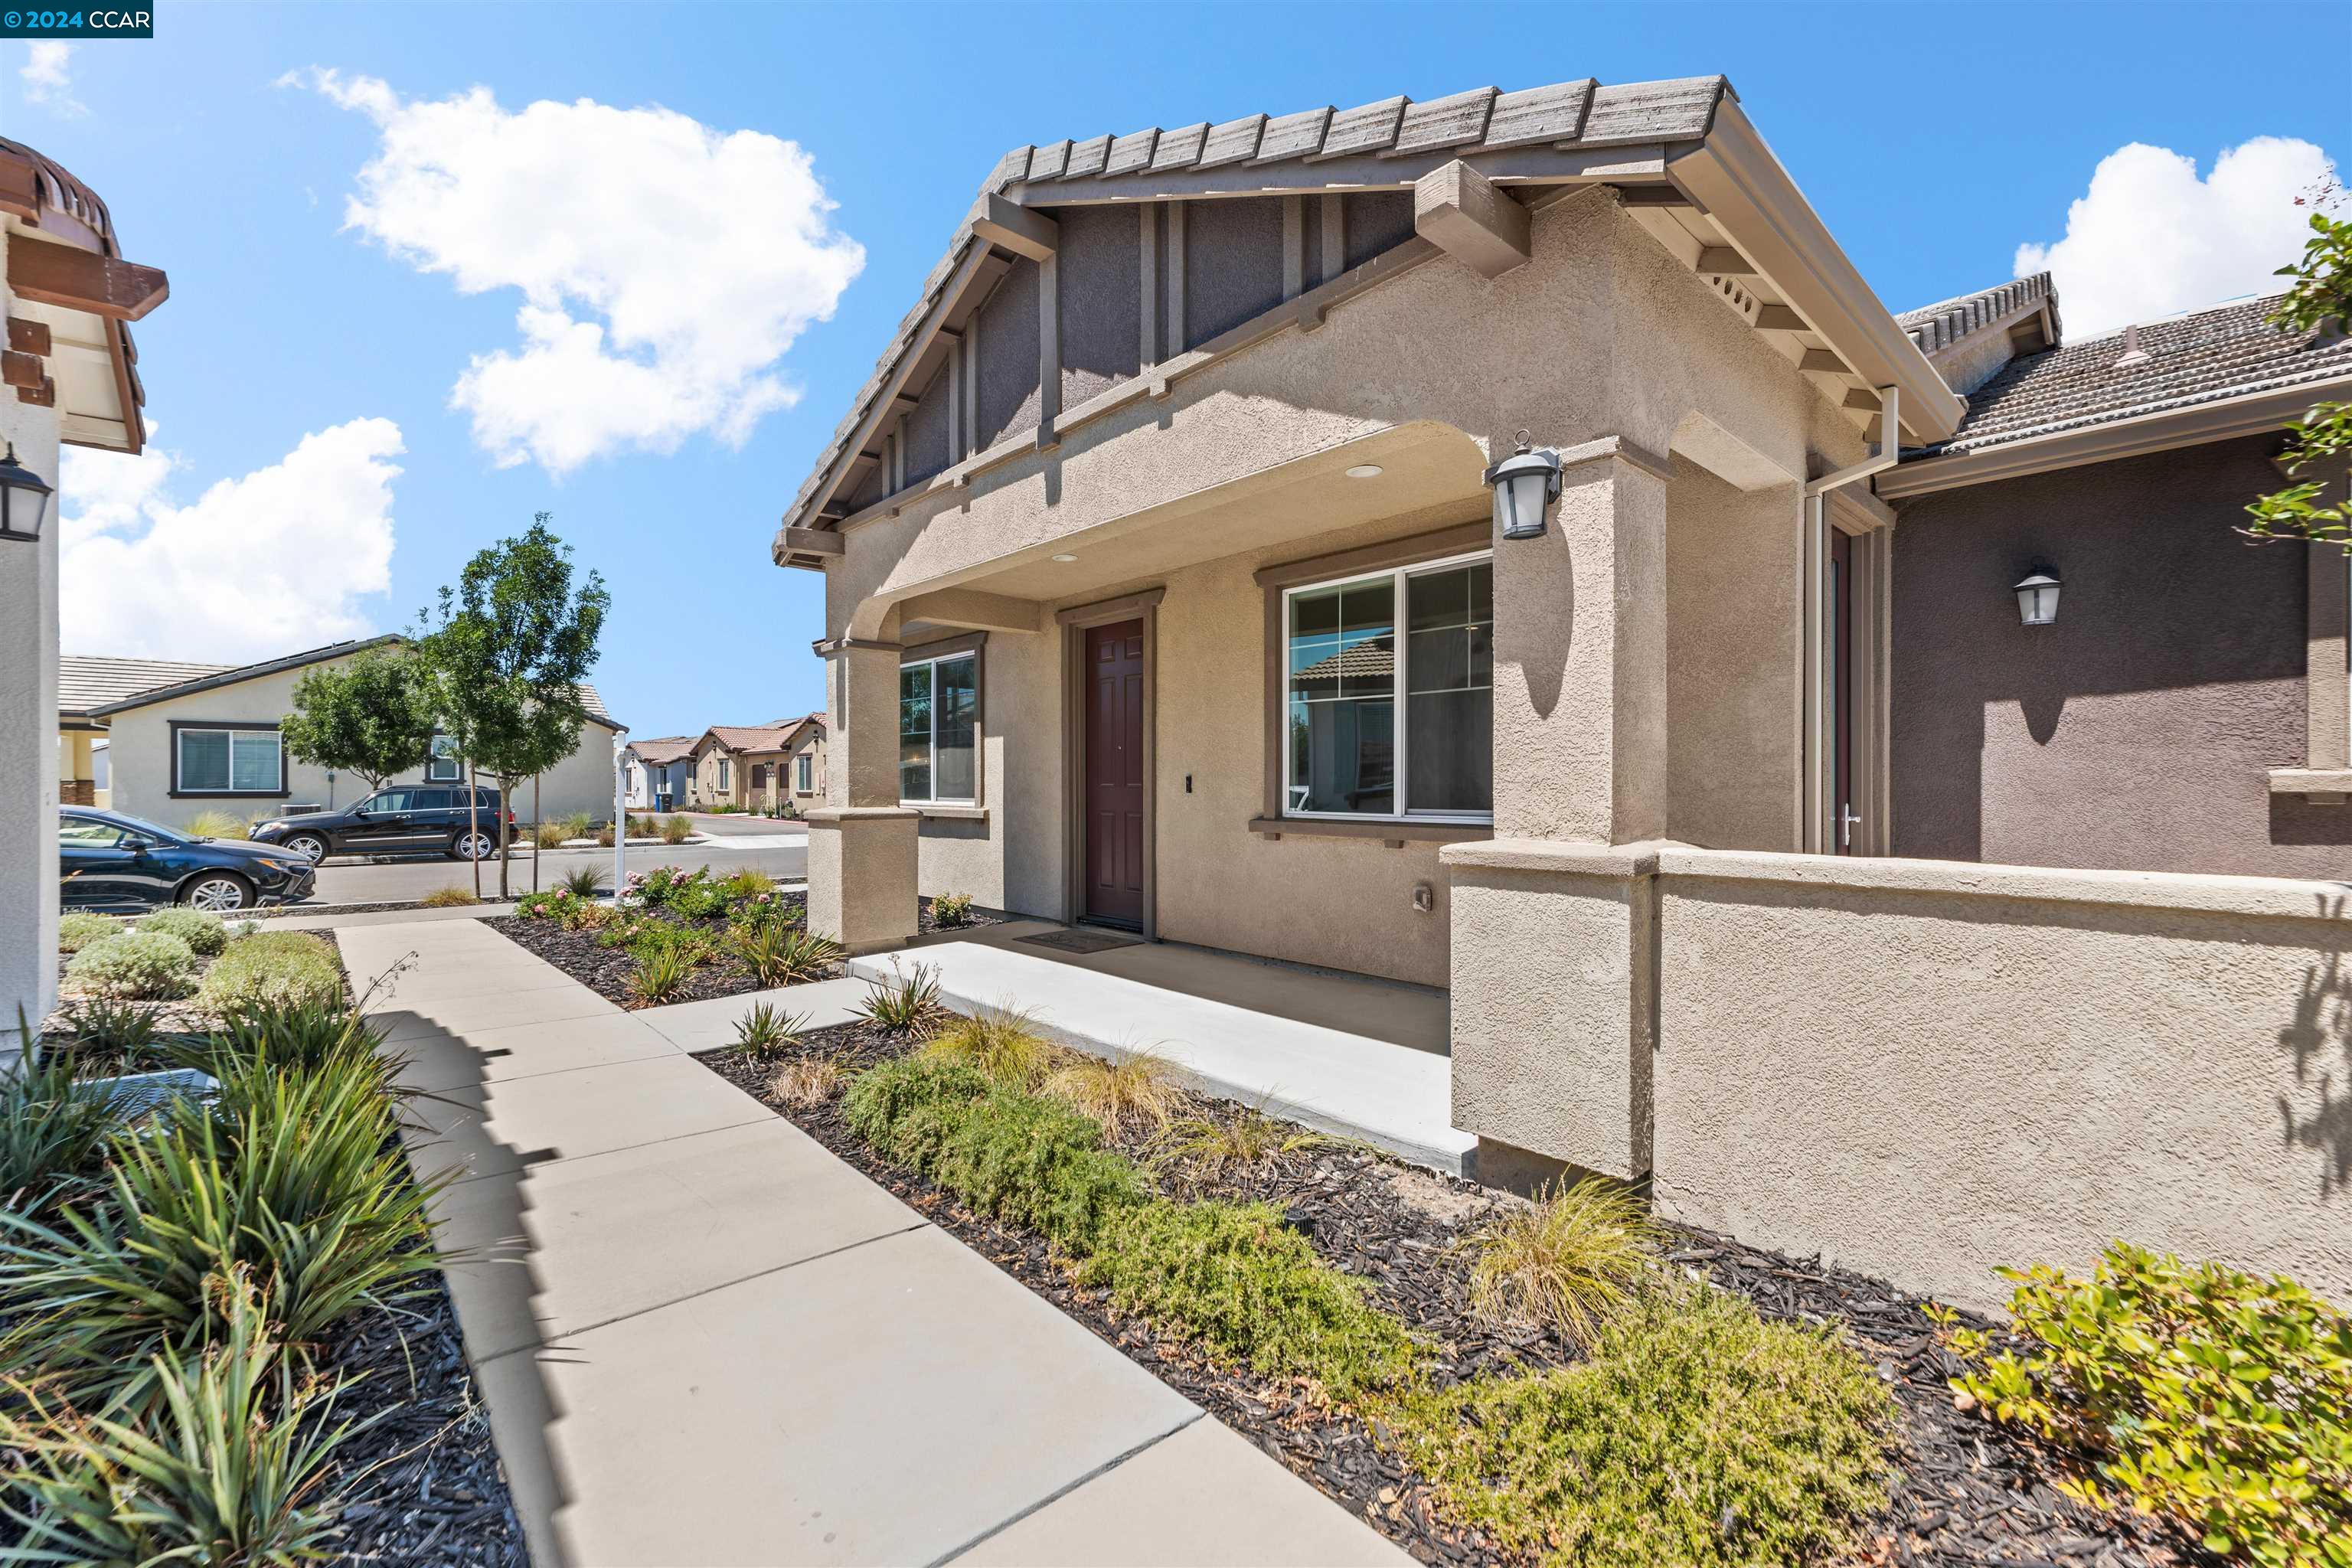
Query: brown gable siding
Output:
[[903, 358, 953, 488], [1059, 203, 1143, 410], [1183, 196, 1286, 348], [1342, 191, 1416, 273], [975, 253, 1043, 447], [1890, 434, 2352, 877]]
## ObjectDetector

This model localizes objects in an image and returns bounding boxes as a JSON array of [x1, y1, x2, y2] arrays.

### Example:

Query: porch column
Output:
[[806, 639, 919, 956], [1448, 436, 1673, 1185]]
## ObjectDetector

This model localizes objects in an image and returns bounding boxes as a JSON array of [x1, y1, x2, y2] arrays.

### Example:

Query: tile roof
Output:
[[1292, 639, 1396, 686], [702, 723, 803, 753], [60, 655, 233, 718], [73, 635, 613, 724], [1896, 273, 2056, 358], [780, 74, 1733, 537], [1927, 296, 2352, 456], [626, 734, 701, 766]]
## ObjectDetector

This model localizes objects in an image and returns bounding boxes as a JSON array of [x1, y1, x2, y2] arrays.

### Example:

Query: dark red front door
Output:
[[1829, 528, 1857, 853], [1085, 620, 1146, 927]]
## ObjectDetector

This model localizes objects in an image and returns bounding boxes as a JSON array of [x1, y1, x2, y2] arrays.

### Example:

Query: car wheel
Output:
[[283, 831, 329, 862], [181, 873, 253, 912], [451, 830, 497, 861]]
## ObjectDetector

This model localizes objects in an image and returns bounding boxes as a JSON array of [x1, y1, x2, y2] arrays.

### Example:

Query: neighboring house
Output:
[[622, 734, 697, 810], [74, 636, 622, 830], [685, 715, 827, 812], [3, 133, 169, 1047], [60, 655, 227, 807], [773, 75, 2351, 1309]]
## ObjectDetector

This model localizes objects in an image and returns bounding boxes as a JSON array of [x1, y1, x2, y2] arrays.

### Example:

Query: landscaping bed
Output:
[[698, 1009, 2216, 1568], [44, 909, 348, 1048], [0, 998, 528, 1564], [487, 867, 993, 1009]]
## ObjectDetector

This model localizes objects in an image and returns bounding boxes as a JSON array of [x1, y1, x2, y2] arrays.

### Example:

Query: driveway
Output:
[[304, 834, 806, 904]]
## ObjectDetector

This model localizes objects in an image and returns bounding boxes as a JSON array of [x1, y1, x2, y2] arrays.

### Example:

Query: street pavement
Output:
[[305, 831, 806, 905]]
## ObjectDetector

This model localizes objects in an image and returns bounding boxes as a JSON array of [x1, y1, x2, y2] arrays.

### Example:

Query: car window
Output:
[[413, 789, 452, 810], [362, 789, 416, 813], [60, 815, 130, 847]]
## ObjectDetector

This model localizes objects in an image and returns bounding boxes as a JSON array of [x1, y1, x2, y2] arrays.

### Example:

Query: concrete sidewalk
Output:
[[338, 916, 1404, 1568]]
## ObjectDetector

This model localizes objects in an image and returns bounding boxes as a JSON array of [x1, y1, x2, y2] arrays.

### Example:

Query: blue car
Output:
[[60, 806, 318, 913]]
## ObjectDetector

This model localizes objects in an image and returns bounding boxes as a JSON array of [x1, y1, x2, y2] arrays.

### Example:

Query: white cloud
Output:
[[20, 41, 84, 116], [2016, 137, 2344, 339], [60, 419, 404, 662], [288, 69, 864, 475]]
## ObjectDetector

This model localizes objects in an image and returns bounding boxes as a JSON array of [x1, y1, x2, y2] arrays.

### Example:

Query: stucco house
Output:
[[2, 134, 168, 1048], [623, 734, 697, 811], [684, 715, 827, 812], [774, 75, 2351, 1308], [70, 636, 622, 830]]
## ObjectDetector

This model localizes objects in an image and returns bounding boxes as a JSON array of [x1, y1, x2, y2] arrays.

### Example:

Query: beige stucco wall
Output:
[[104, 656, 619, 831], [2, 224, 61, 1051]]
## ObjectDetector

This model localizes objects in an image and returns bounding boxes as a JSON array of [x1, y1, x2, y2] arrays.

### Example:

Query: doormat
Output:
[[1017, 928, 1141, 956]]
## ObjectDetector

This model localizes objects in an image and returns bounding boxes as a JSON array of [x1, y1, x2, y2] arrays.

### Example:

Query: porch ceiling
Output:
[[893, 423, 1487, 632]]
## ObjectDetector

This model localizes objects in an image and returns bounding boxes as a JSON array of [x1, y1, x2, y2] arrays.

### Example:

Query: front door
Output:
[[1828, 529, 1857, 853], [1084, 619, 1146, 928]]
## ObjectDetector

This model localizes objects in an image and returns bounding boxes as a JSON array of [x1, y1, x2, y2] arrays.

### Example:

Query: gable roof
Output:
[[774, 73, 1965, 557], [626, 734, 700, 766], [78, 635, 617, 727], [60, 655, 233, 720], [1896, 273, 2058, 361], [1926, 296, 2352, 458]]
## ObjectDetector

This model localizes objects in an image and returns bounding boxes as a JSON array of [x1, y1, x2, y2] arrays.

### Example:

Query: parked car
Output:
[[250, 786, 511, 863], [60, 806, 316, 913]]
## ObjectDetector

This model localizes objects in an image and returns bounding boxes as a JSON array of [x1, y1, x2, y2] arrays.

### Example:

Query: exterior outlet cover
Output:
[[1413, 883, 1435, 913]]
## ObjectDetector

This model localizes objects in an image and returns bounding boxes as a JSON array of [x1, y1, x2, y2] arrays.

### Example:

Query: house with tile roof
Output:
[[769, 74, 2352, 1308], [69, 637, 622, 832], [683, 714, 826, 813], [621, 733, 699, 811]]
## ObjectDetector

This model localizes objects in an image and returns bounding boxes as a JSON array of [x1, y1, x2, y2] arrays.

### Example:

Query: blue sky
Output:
[[12, 1, 2345, 740]]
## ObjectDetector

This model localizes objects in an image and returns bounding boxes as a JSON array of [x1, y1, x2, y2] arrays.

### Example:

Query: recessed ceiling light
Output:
[[1344, 464, 1383, 479], [1050, 553, 1077, 562]]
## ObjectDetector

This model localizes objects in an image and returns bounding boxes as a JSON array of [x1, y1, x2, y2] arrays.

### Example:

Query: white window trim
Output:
[[426, 733, 462, 782], [796, 752, 814, 792], [899, 651, 979, 805], [1279, 547, 1494, 825], [174, 726, 285, 795]]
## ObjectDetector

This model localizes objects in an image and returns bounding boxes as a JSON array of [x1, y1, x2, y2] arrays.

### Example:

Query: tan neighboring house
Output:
[[71, 636, 622, 830], [773, 74, 2351, 1311], [3, 132, 168, 1048], [685, 715, 826, 812]]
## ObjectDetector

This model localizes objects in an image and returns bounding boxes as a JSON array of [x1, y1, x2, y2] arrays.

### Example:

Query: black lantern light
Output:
[[1485, 430, 1563, 541], [0, 442, 54, 544], [2013, 567, 2061, 627]]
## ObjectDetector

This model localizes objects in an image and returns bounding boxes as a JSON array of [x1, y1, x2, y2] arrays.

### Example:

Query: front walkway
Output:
[[335, 916, 1403, 1568]]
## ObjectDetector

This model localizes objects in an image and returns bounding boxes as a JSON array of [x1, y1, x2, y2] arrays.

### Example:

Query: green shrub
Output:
[[1080, 1200, 1418, 1399], [0, 1067, 440, 1406], [844, 1056, 1145, 1251], [563, 811, 593, 841], [0, 1270, 360, 1564], [134, 907, 229, 957], [179, 809, 250, 841], [0, 1052, 122, 1214], [419, 885, 480, 908], [1457, 1176, 1661, 1348], [194, 931, 343, 1013], [560, 865, 603, 897], [64, 929, 198, 1001], [1393, 1282, 1892, 1568], [852, 961, 944, 1034], [720, 868, 776, 900], [631, 864, 706, 908], [669, 880, 730, 920], [628, 945, 693, 1006], [1949, 1243, 2352, 1566], [662, 814, 694, 844], [930, 891, 976, 928], [57, 910, 120, 953]]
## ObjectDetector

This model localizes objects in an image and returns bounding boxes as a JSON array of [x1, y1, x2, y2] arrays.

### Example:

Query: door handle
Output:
[[1838, 805, 1863, 848]]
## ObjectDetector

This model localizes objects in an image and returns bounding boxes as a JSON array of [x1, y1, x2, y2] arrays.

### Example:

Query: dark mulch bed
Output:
[[486, 893, 998, 1010], [698, 1020, 2203, 1568], [316, 1272, 528, 1567]]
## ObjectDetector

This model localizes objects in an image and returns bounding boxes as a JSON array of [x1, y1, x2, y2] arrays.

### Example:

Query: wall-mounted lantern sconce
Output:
[[0, 442, 54, 544], [1485, 430, 1563, 541], [2013, 567, 2061, 627]]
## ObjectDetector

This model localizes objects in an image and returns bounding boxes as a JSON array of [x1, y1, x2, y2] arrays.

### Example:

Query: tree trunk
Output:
[[497, 776, 515, 900], [467, 763, 482, 898], [532, 774, 541, 893]]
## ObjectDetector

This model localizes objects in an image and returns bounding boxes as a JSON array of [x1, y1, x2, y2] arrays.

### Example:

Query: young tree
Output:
[[416, 513, 609, 900], [2244, 211, 2352, 544], [279, 648, 438, 796]]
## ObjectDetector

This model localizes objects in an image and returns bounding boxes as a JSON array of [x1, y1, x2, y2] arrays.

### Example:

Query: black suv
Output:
[[250, 786, 510, 863]]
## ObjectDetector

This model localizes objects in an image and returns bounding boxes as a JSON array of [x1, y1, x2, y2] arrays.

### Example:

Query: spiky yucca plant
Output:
[[853, 962, 945, 1034], [740, 925, 838, 988], [733, 1001, 808, 1060], [0, 1050, 123, 1216]]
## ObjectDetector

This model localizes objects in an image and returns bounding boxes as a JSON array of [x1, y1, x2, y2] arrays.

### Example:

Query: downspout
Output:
[[1799, 386, 1897, 853]]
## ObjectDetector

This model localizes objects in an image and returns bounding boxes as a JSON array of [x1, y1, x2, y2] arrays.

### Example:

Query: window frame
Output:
[[168, 721, 288, 799], [796, 751, 814, 792], [1278, 547, 1494, 826], [898, 648, 981, 806], [426, 733, 462, 782]]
